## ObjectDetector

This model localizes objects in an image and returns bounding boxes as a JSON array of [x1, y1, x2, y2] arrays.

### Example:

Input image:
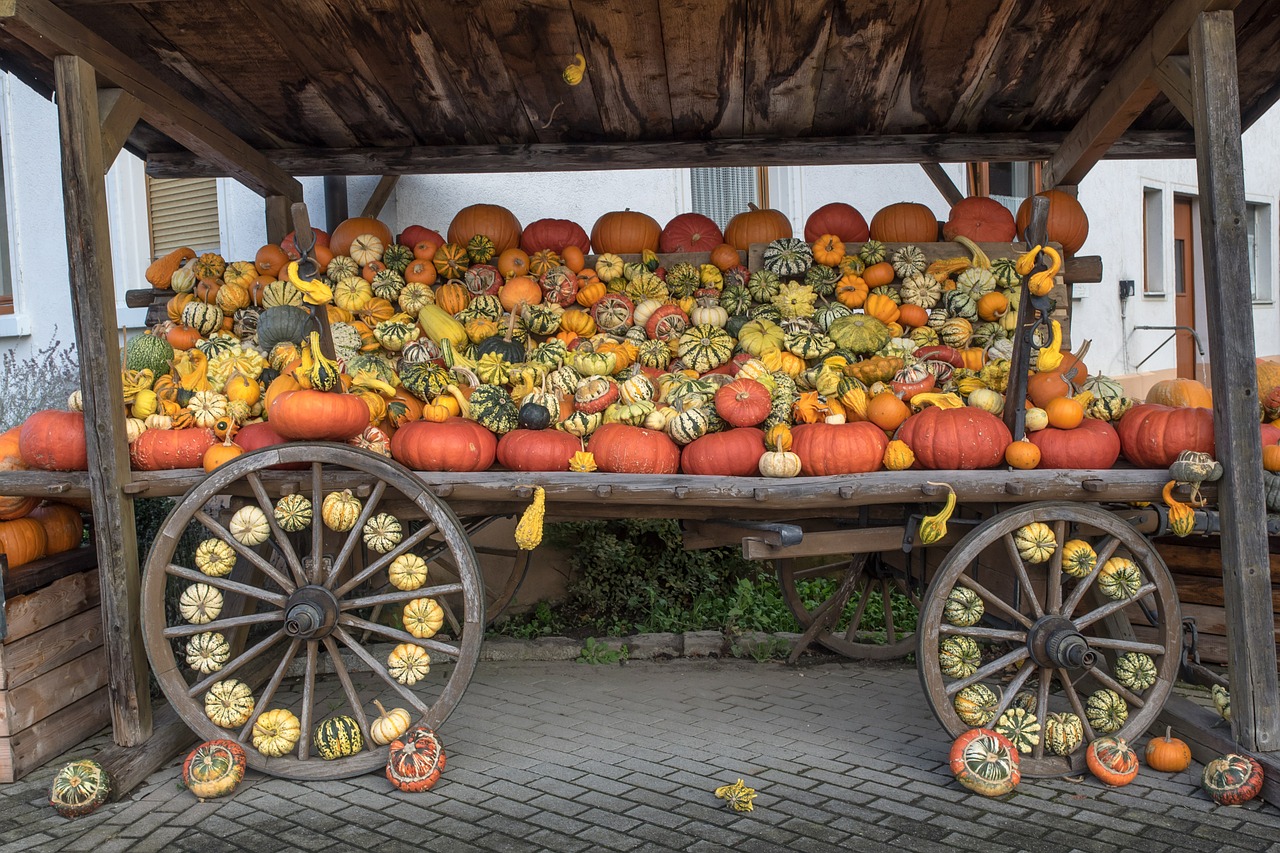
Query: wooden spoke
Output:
[[1061, 535, 1119, 616], [937, 625, 1026, 642], [944, 647, 1030, 697], [1032, 670, 1052, 760], [340, 583, 465, 611], [1057, 667, 1097, 742], [331, 521, 439, 598], [841, 573, 874, 642], [193, 510, 297, 594], [881, 578, 896, 645], [790, 558, 858, 580], [167, 564, 287, 607], [436, 595, 464, 638], [989, 659, 1036, 720], [1002, 532, 1044, 619], [238, 637, 303, 741], [955, 574, 1035, 629], [245, 472, 307, 587], [336, 613, 462, 660], [326, 480, 387, 587], [1085, 664, 1147, 708], [310, 462, 324, 584], [164, 611, 283, 639], [1073, 584, 1157, 631], [187, 628, 288, 698], [297, 641, 318, 760], [320, 635, 372, 742], [1047, 520, 1066, 615], [1084, 636, 1167, 655], [331, 626, 433, 718]]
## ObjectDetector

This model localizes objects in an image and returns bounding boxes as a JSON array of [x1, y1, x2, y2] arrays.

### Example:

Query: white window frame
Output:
[[1142, 186, 1166, 297], [1247, 199, 1273, 304]]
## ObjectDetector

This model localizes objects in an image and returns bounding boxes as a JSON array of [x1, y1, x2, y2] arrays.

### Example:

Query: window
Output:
[[0, 130, 10, 316], [146, 176, 221, 260], [1248, 201, 1272, 302], [966, 162, 1041, 215], [690, 167, 761, 229], [1143, 188, 1164, 294]]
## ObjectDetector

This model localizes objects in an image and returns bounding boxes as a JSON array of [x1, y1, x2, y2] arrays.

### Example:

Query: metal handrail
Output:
[[1131, 324, 1206, 370]]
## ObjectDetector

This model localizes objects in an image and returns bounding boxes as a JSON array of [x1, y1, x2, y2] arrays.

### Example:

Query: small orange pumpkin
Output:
[[1144, 727, 1192, 773], [1005, 440, 1041, 470], [709, 243, 741, 271], [1045, 396, 1084, 430], [862, 262, 895, 288], [499, 276, 542, 311]]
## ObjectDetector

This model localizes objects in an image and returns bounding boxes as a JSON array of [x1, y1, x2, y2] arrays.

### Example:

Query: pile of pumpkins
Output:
[[10, 190, 1280, 482]]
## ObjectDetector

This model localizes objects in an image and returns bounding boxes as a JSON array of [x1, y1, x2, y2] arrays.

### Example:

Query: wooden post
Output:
[[1190, 10, 1280, 752], [265, 195, 290, 245], [54, 55, 152, 745]]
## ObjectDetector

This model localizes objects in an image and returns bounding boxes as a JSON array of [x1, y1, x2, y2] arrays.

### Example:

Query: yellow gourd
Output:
[[918, 484, 956, 545]]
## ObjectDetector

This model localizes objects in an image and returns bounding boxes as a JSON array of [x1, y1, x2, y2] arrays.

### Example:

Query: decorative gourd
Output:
[[1087, 736, 1139, 787], [315, 715, 364, 760], [195, 538, 236, 577], [883, 438, 915, 471], [49, 759, 111, 818], [994, 708, 1040, 754], [677, 324, 734, 373], [939, 635, 982, 679], [19, 410, 88, 471], [1114, 652, 1159, 692], [388, 553, 429, 591], [469, 384, 520, 435], [205, 679, 255, 728], [762, 238, 814, 277], [229, 505, 270, 546], [827, 313, 890, 354], [1086, 689, 1129, 734], [1013, 522, 1055, 563], [179, 583, 224, 625], [186, 631, 230, 674], [954, 684, 1000, 727], [680, 429, 766, 477], [273, 493, 312, 533], [252, 708, 301, 757], [370, 700, 413, 746], [182, 740, 247, 800], [1144, 727, 1192, 773], [362, 513, 402, 553], [1098, 557, 1143, 600], [1060, 539, 1097, 578], [1202, 754, 1264, 805], [1044, 712, 1085, 756], [944, 586, 984, 627], [404, 597, 445, 640], [387, 643, 432, 685], [895, 406, 1012, 470], [386, 727, 447, 793], [321, 489, 362, 532], [949, 728, 1020, 797]]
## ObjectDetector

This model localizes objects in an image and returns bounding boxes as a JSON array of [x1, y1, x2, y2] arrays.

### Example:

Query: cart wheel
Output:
[[141, 444, 484, 780], [776, 552, 920, 660], [918, 502, 1180, 778], [430, 517, 531, 624]]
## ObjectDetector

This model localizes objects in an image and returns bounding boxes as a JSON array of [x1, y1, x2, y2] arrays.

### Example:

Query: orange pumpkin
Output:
[[709, 243, 741, 271], [1005, 440, 1042, 470], [499, 276, 542, 311], [870, 202, 938, 242], [897, 303, 929, 329], [330, 217, 394, 258], [166, 324, 203, 351], [255, 243, 289, 277], [867, 391, 911, 432], [724, 204, 792, 250], [0, 517, 47, 568], [496, 247, 531, 279], [29, 503, 83, 554], [835, 274, 869, 308], [166, 293, 195, 324], [976, 291, 1010, 321], [1045, 396, 1084, 429], [404, 259, 437, 285], [447, 204, 522, 253], [590, 209, 661, 254], [1146, 378, 1212, 409], [1016, 189, 1089, 254], [943, 196, 1017, 242], [434, 281, 470, 315], [561, 245, 586, 273], [862, 262, 895, 287], [863, 292, 900, 325]]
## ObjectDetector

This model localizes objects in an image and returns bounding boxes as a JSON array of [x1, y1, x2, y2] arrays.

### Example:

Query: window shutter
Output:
[[690, 167, 759, 229], [147, 177, 221, 260]]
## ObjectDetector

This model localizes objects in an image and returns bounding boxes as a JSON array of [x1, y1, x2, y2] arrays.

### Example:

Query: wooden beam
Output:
[[1190, 9, 1280, 753], [264, 195, 289, 246], [0, 0, 302, 199], [360, 175, 399, 219], [96, 88, 140, 171], [144, 131, 1198, 179], [1153, 55, 1196, 125], [1043, 0, 1235, 189], [920, 163, 965, 207], [1157, 695, 1280, 806], [53, 54, 150, 747]]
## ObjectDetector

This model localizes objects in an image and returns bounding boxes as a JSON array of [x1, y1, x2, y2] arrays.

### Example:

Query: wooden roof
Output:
[[0, 0, 1276, 196]]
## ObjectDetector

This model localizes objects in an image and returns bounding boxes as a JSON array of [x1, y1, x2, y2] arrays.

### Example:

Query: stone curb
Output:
[[479, 630, 816, 662]]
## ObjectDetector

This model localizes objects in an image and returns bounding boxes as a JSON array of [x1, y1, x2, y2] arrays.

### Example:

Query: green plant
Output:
[[577, 637, 626, 665], [0, 330, 80, 431], [729, 635, 791, 661]]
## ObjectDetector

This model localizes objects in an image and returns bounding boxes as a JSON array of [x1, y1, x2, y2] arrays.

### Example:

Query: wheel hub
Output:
[[284, 586, 339, 639], [1027, 615, 1098, 669]]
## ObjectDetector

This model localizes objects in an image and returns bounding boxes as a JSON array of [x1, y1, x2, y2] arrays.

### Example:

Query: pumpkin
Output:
[[369, 700, 413, 747], [994, 708, 1040, 754], [252, 708, 301, 758], [518, 218, 590, 255], [758, 449, 802, 477], [389, 553, 429, 591], [1098, 557, 1143, 600], [939, 635, 982, 679], [1202, 754, 1264, 805], [19, 410, 88, 471], [362, 512, 403, 553], [590, 209, 661, 254], [128, 426, 218, 471], [943, 197, 1017, 242], [1013, 522, 1055, 563], [954, 684, 1000, 727], [1144, 727, 1192, 773], [387, 643, 432, 685], [228, 505, 270, 546], [29, 503, 83, 554], [1061, 539, 1097, 578], [828, 313, 891, 354], [882, 438, 915, 471], [1114, 652, 1159, 693], [205, 679, 255, 728], [1028, 418, 1121, 469], [179, 583, 223, 624], [660, 212, 724, 253], [404, 597, 445, 640], [1087, 736, 1140, 787], [944, 586, 984, 627], [269, 389, 370, 442], [195, 538, 236, 577], [329, 216, 393, 258], [444, 204, 521, 253], [49, 759, 111, 818], [1146, 377, 1212, 408], [314, 715, 364, 760], [1044, 712, 1085, 756], [1086, 689, 1129, 734], [273, 493, 312, 533], [496, 429, 582, 472], [895, 406, 1011, 470], [321, 489, 361, 532], [762, 238, 814, 277], [587, 424, 680, 474], [182, 739, 247, 800], [950, 728, 1020, 797], [1004, 440, 1041, 470], [186, 631, 230, 674], [804, 202, 869, 243], [680, 428, 765, 476], [724, 203, 792, 250], [870, 202, 938, 242], [1016, 189, 1089, 254], [386, 727, 447, 793], [713, 379, 770, 428], [391, 419, 498, 472], [790, 421, 888, 476], [1116, 403, 1217, 469]]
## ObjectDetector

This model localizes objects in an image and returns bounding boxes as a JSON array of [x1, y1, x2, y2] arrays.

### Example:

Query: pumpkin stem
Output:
[[503, 309, 518, 343], [373, 699, 388, 718], [1164, 725, 1173, 742]]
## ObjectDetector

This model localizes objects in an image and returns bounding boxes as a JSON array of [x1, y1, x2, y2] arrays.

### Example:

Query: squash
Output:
[[387, 642, 432, 685], [49, 759, 111, 818], [895, 406, 1011, 470], [19, 410, 88, 471], [1202, 754, 1264, 805], [179, 583, 223, 625], [949, 728, 1020, 797], [315, 715, 364, 760], [1043, 712, 1084, 756], [1114, 652, 1159, 693], [994, 708, 1040, 754], [1098, 556, 1143, 600], [1060, 539, 1097, 578], [1145, 727, 1192, 773], [724, 203, 792, 250], [252, 708, 301, 758], [1086, 689, 1129, 734], [1013, 522, 1056, 563], [205, 679, 255, 728], [370, 700, 414, 747], [954, 684, 999, 727], [1015, 189, 1089, 255], [186, 631, 230, 675], [389, 553, 429, 591], [182, 739, 247, 801], [944, 586, 984, 627], [386, 727, 447, 793], [273, 493, 312, 533], [321, 489, 362, 532], [195, 538, 236, 577], [1087, 736, 1139, 787], [229, 505, 270, 546], [404, 597, 445, 640], [938, 635, 982, 679], [762, 238, 814, 277], [362, 512, 402, 553]]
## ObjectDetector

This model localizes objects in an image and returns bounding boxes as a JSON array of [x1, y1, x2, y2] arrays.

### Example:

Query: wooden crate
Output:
[[0, 547, 108, 782]]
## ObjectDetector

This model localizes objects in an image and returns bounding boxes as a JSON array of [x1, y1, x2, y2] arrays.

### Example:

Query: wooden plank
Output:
[[3, 566, 100, 643], [1157, 541, 1280, 581], [96, 87, 141, 171], [144, 130, 1198, 179], [359, 176, 399, 220], [1157, 694, 1280, 806], [0, 0, 302, 199], [0, 687, 109, 783], [94, 699, 195, 801], [659, 0, 744, 138], [54, 54, 150, 747], [920, 163, 965, 207], [264, 195, 289, 247], [0, 606, 102, 691], [4, 546, 95, 598], [811, 0, 918, 135], [0, 647, 107, 736], [1192, 9, 1280, 754], [1153, 55, 1196, 124], [571, 0, 672, 139], [742, 0, 832, 136], [1044, 0, 1236, 188], [742, 526, 963, 561], [1172, 572, 1280, 609]]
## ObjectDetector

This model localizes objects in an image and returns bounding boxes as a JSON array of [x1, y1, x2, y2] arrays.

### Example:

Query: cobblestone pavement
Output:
[[1, 658, 1278, 853]]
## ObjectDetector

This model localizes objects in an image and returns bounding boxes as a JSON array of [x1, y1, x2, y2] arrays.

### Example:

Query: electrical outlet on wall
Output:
[[1119, 279, 1136, 300]]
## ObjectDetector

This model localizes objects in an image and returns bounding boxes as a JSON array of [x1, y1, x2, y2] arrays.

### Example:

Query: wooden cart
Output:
[[0, 0, 1274, 799]]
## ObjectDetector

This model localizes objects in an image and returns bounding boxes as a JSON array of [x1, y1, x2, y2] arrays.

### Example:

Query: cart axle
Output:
[[283, 586, 339, 639], [1028, 615, 1098, 670]]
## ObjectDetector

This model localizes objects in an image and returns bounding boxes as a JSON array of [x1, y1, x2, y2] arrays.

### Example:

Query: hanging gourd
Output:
[[1061, 539, 1097, 578], [389, 553, 429, 591]]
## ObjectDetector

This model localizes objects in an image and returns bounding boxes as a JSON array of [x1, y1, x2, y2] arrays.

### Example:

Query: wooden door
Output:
[[1173, 197, 1197, 379]]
